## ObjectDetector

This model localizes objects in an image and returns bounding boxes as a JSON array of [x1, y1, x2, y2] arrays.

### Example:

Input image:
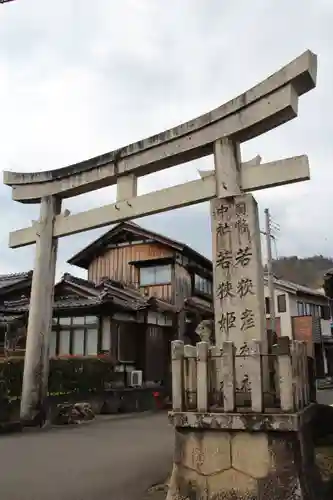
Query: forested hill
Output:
[[270, 256, 333, 288]]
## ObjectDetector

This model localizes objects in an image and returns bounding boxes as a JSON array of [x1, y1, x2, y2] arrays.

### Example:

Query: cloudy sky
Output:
[[0, 0, 332, 279]]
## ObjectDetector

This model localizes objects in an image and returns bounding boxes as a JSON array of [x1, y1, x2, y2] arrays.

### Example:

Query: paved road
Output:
[[0, 412, 174, 500]]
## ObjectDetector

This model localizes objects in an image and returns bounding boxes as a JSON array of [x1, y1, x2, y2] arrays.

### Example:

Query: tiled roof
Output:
[[264, 274, 326, 298], [0, 271, 33, 290], [62, 274, 177, 313], [0, 313, 26, 324], [0, 273, 177, 315]]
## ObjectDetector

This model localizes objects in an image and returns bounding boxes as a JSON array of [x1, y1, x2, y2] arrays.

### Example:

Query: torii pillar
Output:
[[20, 196, 61, 423]]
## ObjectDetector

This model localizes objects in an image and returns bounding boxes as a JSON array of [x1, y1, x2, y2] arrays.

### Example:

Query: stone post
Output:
[[20, 196, 61, 423], [211, 138, 267, 393], [167, 423, 316, 499]]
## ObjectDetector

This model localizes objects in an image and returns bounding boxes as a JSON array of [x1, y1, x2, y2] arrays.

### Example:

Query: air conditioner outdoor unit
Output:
[[129, 370, 143, 387]]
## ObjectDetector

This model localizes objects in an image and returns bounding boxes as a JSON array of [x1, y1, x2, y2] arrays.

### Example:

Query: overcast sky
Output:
[[0, 0, 332, 280]]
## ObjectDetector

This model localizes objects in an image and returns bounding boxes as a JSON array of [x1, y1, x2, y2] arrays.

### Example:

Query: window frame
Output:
[[51, 315, 100, 357], [277, 294, 287, 313], [265, 297, 270, 315], [139, 264, 172, 286], [297, 301, 304, 316], [193, 273, 212, 297]]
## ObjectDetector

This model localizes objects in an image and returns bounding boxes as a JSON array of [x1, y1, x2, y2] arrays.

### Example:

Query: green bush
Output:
[[0, 357, 121, 400]]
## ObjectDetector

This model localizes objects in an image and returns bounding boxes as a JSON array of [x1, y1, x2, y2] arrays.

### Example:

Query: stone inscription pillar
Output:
[[211, 137, 268, 392], [20, 196, 61, 422], [212, 193, 266, 349]]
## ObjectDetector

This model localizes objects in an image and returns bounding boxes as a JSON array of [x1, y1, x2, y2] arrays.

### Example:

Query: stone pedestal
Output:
[[167, 408, 321, 500]]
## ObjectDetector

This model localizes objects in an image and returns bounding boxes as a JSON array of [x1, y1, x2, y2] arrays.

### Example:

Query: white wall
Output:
[[265, 283, 330, 338], [264, 284, 293, 338]]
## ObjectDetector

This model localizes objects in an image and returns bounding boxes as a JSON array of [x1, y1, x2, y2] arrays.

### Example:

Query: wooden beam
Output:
[[9, 155, 310, 248]]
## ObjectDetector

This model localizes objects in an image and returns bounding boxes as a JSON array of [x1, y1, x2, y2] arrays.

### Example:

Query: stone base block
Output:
[[166, 427, 322, 499]]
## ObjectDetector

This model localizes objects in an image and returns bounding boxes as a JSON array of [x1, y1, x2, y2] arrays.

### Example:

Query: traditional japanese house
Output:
[[67, 221, 213, 341], [0, 222, 213, 391]]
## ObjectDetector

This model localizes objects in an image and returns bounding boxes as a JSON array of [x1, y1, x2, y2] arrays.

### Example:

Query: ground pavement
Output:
[[0, 412, 173, 500]]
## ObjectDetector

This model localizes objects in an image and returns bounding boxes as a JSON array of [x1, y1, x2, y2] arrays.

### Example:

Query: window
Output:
[[321, 304, 330, 320], [59, 317, 71, 325], [73, 316, 85, 325], [86, 329, 98, 355], [139, 265, 172, 286], [297, 301, 305, 316], [277, 294, 286, 313], [59, 329, 70, 355], [52, 316, 99, 357], [265, 297, 270, 314], [49, 330, 57, 357], [194, 274, 212, 296], [72, 329, 85, 356], [309, 303, 320, 317]]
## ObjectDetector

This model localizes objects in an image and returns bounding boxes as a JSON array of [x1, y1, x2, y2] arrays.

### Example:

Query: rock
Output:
[[195, 320, 214, 344], [54, 402, 95, 425]]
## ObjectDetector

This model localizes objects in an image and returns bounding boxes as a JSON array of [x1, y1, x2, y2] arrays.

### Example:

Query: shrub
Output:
[[0, 356, 121, 400]]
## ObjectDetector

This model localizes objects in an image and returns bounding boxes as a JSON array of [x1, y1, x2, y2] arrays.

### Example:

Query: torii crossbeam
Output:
[[3, 50, 317, 422]]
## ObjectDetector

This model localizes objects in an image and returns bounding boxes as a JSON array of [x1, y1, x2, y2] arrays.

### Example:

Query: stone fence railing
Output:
[[171, 338, 310, 414]]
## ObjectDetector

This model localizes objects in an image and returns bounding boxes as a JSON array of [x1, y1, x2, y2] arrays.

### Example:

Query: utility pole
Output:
[[264, 208, 276, 335]]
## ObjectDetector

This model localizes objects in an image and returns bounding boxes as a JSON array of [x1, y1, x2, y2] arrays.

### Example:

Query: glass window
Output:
[[139, 265, 171, 286], [49, 330, 57, 357], [85, 316, 98, 324], [155, 265, 171, 284], [73, 316, 85, 325], [194, 274, 212, 296], [297, 301, 304, 316], [59, 330, 70, 355], [72, 329, 85, 356], [277, 294, 286, 313], [140, 267, 156, 286], [265, 297, 270, 314], [86, 329, 98, 355], [59, 317, 71, 325]]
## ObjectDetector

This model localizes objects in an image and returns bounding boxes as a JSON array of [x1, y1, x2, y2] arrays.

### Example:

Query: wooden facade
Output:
[[68, 221, 214, 340]]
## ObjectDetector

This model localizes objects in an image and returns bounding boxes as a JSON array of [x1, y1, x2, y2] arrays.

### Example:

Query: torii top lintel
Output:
[[3, 50, 317, 204]]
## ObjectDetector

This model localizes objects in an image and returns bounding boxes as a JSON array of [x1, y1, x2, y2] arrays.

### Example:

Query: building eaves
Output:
[[0, 270, 33, 291], [184, 296, 213, 317], [264, 274, 326, 298]]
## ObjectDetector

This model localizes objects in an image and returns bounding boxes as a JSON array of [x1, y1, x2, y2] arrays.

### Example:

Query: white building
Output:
[[264, 276, 331, 339]]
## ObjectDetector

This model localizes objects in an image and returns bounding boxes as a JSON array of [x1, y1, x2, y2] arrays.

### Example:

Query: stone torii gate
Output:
[[4, 50, 316, 426]]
